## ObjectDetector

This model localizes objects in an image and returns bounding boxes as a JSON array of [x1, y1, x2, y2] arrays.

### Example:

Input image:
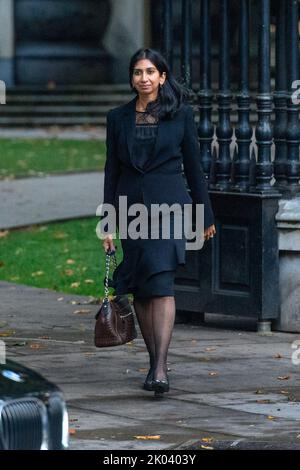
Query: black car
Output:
[[0, 359, 68, 450]]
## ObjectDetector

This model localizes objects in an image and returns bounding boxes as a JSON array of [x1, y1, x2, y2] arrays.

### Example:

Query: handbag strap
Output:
[[104, 249, 117, 301]]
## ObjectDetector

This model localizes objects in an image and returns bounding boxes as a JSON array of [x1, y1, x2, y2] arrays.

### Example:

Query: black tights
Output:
[[133, 296, 176, 381]]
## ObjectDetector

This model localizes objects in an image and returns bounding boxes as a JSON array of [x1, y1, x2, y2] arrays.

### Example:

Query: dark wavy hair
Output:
[[129, 48, 195, 120]]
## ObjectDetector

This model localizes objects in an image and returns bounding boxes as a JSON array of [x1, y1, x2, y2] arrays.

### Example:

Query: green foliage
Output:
[[0, 138, 106, 177], [0, 218, 122, 298]]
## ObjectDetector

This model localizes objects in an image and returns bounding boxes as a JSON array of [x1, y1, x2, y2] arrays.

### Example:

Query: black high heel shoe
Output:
[[152, 374, 169, 395], [143, 368, 154, 391]]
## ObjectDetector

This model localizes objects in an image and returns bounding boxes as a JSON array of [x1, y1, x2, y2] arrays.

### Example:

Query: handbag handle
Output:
[[104, 249, 118, 301]]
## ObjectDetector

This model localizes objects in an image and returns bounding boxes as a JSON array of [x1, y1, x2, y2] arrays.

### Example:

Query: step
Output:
[[0, 116, 107, 126], [6, 94, 132, 104], [6, 84, 132, 94], [0, 105, 113, 115], [0, 114, 265, 127]]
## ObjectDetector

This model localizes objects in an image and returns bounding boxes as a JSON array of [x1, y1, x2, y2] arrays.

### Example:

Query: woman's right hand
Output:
[[102, 234, 116, 253]]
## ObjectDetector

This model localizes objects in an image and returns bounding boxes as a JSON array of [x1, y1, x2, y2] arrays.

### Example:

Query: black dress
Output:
[[112, 110, 186, 299]]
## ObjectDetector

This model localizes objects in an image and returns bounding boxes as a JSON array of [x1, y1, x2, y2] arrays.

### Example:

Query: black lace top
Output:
[[131, 110, 158, 171]]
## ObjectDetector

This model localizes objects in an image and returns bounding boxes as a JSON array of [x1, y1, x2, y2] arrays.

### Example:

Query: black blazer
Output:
[[103, 95, 214, 229]]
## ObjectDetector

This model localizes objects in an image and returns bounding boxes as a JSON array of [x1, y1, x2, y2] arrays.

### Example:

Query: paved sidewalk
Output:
[[1, 280, 300, 450], [0, 172, 104, 230]]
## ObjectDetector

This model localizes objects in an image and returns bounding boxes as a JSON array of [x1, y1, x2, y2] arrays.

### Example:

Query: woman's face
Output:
[[131, 59, 166, 97]]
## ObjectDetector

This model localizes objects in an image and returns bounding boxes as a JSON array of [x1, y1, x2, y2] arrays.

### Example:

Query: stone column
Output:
[[0, 0, 14, 86], [102, 0, 146, 83], [273, 198, 300, 332]]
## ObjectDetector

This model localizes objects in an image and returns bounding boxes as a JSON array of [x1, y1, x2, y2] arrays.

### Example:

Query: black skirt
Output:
[[112, 211, 186, 299]]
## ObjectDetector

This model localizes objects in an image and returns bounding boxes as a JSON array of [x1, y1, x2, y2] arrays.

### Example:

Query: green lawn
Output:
[[0, 218, 122, 299], [0, 138, 106, 178]]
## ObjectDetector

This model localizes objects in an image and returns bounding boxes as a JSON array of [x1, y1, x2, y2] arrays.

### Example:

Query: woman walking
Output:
[[102, 48, 216, 396]]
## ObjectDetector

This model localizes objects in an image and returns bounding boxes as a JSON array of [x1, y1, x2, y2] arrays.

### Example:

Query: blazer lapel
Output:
[[123, 96, 137, 166], [122, 95, 166, 171]]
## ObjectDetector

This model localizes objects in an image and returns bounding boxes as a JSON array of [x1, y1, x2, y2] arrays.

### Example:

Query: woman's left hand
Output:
[[204, 224, 216, 242]]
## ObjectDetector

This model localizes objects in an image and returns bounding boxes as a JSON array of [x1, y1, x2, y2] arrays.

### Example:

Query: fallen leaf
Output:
[[69, 419, 78, 423], [67, 259, 76, 265], [29, 343, 43, 349], [84, 279, 94, 284], [70, 300, 80, 305], [57, 297, 64, 301], [297, 434, 300, 439], [71, 282, 80, 288], [39, 336, 50, 340], [277, 376, 290, 380], [133, 435, 161, 440], [273, 354, 283, 359], [138, 368, 148, 373], [205, 347, 216, 352], [69, 428, 76, 435], [81, 297, 98, 305], [53, 231, 68, 239], [208, 372, 219, 376], [12, 342, 27, 347], [267, 416, 276, 420], [255, 390, 264, 394], [31, 271, 44, 277], [280, 390, 289, 395], [64, 269, 74, 276], [0, 230, 9, 238], [0, 330, 15, 337], [200, 445, 214, 450], [201, 437, 214, 443], [73, 309, 91, 315]]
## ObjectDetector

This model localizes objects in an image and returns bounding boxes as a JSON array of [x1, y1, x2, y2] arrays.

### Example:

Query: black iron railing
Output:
[[159, 0, 300, 331]]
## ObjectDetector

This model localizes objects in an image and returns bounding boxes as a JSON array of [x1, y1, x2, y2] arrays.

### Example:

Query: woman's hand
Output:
[[102, 234, 116, 253], [204, 224, 216, 242]]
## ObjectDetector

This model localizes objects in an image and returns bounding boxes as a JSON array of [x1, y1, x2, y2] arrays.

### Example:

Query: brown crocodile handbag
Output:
[[94, 249, 137, 347]]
